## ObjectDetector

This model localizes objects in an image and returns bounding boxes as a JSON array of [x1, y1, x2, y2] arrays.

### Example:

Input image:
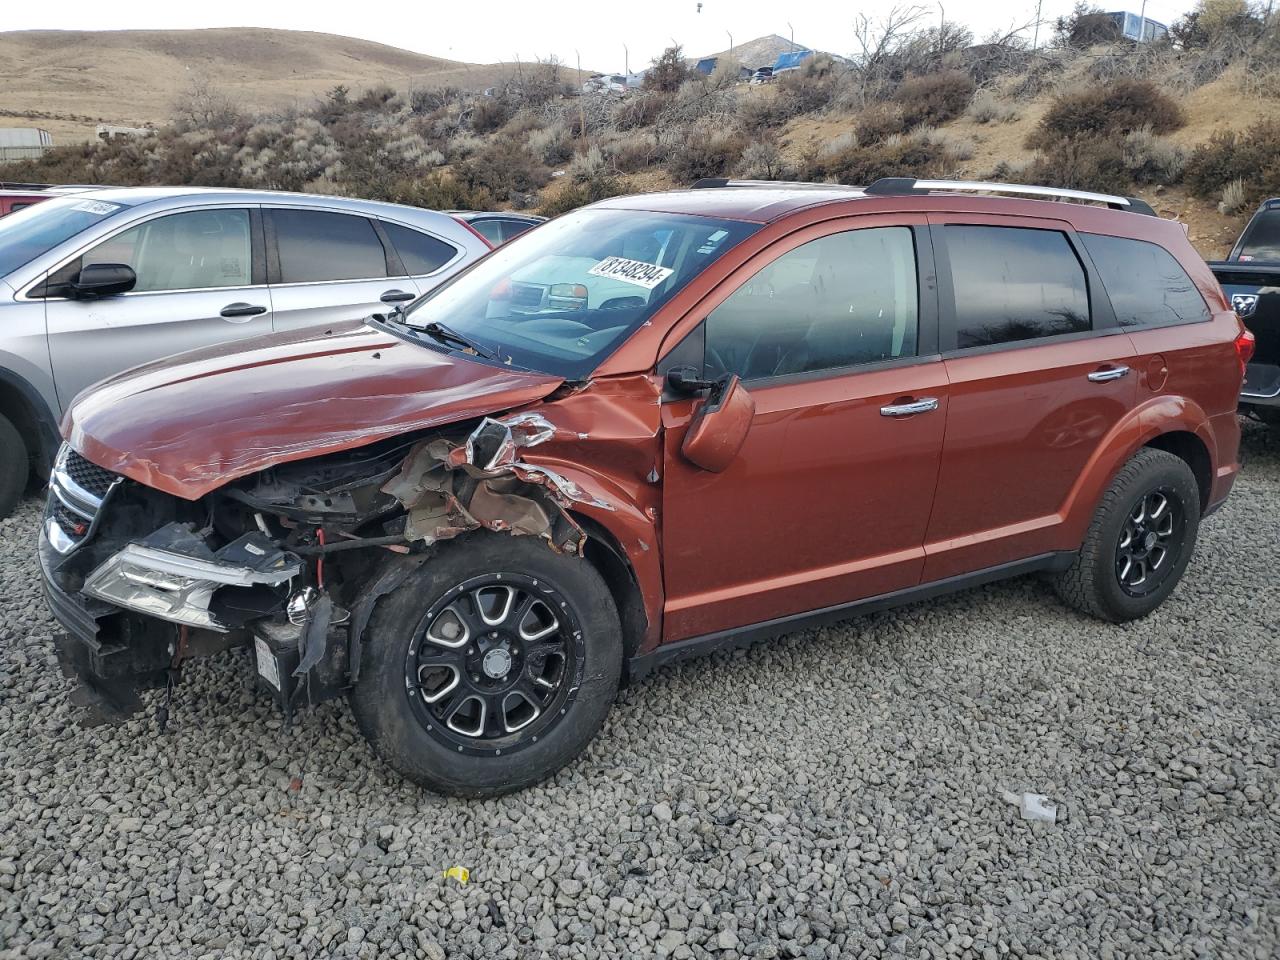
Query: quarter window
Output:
[[62, 209, 252, 293], [945, 226, 1090, 349], [382, 221, 457, 275], [1081, 233, 1210, 328], [273, 209, 387, 283], [705, 227, 919, 381]]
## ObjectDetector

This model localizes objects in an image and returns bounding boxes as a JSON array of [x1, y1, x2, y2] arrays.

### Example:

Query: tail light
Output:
[[1235, 326, 1255, 379]]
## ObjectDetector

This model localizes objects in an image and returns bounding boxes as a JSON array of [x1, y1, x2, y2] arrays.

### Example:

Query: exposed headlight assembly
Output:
[[84, 524, 302, 631]]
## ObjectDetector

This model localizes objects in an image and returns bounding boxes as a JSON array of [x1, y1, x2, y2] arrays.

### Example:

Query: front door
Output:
[[44, 206, 269, 408], [921, 217, 1137, 582], [661, 217, 948, 641]]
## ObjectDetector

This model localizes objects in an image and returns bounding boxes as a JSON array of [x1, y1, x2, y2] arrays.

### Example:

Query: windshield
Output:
[[0, 195, 131, 279], [402, 208, 759, 378], [1237, 207, 1280, 263]]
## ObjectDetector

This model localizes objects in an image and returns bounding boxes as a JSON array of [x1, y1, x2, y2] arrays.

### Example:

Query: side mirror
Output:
[[680, 373, 755, 473], [69, 263, 136, 299]]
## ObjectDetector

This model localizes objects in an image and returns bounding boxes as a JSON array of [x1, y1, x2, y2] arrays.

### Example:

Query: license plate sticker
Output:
[[254, 636, 281, 690], [587, 256, 673, 290]]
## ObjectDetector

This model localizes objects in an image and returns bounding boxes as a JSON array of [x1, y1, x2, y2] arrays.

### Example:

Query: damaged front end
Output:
[[39, 411, 618, 723]]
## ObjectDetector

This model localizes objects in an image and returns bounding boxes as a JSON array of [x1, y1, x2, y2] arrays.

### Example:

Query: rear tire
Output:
[[350, 533, 622, 797], [1054, 448, 1200, 622], [0, 414, 28, 520]]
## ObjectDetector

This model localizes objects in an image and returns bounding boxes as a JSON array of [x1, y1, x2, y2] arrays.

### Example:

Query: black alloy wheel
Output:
[[1115, 487, 1186, 597], [405, 574, 581, 756]]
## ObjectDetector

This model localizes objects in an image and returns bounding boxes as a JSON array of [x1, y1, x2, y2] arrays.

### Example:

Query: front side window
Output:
[[706, 227, 919, 381], [946, 226, 1090, 349], [1082, 233, 1210, 329], [52, 208, 252, 293], [382, 221, 457, 275], [0, 195, 133, 279], [273, 209, 387, 283], [400, 208, 759, 379]]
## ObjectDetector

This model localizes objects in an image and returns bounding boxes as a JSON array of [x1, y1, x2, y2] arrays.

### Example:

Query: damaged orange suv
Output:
[[41, 179, 1250, 795]]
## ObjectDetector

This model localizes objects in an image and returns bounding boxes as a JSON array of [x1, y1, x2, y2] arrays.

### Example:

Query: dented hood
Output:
[[65, 319, 563, 500]]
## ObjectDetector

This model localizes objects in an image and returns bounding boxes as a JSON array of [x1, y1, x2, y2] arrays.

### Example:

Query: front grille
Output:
[[62, 449, 118, 501], [46, 445, 122, 555], [50, 499, 90, 538], [509, 283, 545, 309]]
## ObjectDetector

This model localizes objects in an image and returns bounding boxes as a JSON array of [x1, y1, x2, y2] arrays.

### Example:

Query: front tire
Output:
[[350, 533, 622, 797], [1054, 447, 1200, 622], [0, 414, 28, 520]]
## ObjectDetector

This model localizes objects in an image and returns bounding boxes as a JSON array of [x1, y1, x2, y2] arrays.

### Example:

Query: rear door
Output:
[[922, 215, 1137, 582], [265, 208, 423, 332], [1082, 233, 1236, 411], [43, 205, 269, 406]]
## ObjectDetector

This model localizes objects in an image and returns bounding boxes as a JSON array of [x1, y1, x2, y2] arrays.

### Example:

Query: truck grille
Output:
[[45, 445, 122, 555]]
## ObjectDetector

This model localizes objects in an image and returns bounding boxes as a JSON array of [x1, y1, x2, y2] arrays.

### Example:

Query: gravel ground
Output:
[[1, 423, 1277, 960]]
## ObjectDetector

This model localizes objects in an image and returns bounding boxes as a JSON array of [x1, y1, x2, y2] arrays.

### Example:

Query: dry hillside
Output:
[[4, 10, 1279, 264], [0, 28, 584, 143]]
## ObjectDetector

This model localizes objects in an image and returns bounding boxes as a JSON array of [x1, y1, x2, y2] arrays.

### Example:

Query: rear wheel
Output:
[[350, 533, 622, 796], [0, 414, 28, 520], [1054, 448, 1200, 622]]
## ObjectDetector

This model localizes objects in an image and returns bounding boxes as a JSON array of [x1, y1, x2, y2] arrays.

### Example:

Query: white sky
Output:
[[6, 0, 1196, 71]]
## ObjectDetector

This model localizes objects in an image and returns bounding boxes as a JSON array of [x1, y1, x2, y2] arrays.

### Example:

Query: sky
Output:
[[6, 0, 1198, 71]]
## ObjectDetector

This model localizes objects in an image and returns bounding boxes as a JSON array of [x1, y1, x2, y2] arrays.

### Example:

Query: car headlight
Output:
[[84, 542, 301, 631]]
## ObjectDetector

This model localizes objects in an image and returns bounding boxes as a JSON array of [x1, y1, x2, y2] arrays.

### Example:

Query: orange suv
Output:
[[40, 178, 1251, 795]]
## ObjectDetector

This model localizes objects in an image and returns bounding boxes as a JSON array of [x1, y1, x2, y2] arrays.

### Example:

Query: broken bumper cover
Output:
[[82, 528, 303, 631]]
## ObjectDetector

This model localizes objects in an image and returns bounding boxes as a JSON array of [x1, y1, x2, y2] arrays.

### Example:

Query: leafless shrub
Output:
[[1219, 177, 1246, 214], [528, 123, 574, 165], [1122, 127, 1186, 183], [737, 140, 788, 180], [966, 90, 1018, 124], [172, 74, 241, 129]]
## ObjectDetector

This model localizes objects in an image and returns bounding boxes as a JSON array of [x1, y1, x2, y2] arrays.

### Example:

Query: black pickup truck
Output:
[[1211, 198, 1280, 426]]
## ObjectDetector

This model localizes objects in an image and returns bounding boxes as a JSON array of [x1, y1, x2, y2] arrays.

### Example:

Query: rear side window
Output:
[[706, 226, 919, 381], [945, 226, 1090, 349], [382, 221, 457, 275], [273, 209, 387, 283], [1081, 233, 1210, 329]]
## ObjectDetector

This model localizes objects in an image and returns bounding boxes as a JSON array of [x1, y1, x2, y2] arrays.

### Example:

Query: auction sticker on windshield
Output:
[[71, 200, 122, 216], [587, 256, 674, 290]]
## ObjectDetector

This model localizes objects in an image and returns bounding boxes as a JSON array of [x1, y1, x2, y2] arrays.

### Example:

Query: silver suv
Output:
[[0, 187, 491, 517]]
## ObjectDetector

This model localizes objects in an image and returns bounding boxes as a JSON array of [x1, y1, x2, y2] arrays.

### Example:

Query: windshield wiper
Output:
[[415, 320, 496, 360]]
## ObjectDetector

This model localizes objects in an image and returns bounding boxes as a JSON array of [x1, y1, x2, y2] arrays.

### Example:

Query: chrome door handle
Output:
[[1087, 365, 1130, 383], [880, 397, 939, 417], [220, 302, 268, 319], [380, 289, 415, 304]]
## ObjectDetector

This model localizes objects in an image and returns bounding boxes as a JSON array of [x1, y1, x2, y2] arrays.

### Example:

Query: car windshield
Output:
[[1237, 208, 1280, 262], [401, 208, 759, 378], [0, 195, 132, 279]]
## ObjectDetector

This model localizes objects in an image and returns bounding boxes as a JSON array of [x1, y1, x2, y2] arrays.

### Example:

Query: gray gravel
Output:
[[1, 423, 1278, 960]]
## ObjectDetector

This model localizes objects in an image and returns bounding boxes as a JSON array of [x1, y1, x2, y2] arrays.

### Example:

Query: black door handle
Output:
[[380, 289, 415, 304], [220, 302, 268, 318]]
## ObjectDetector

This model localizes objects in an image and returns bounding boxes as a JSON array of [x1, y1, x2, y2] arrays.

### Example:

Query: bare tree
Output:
[[172, 74, 241, 129]]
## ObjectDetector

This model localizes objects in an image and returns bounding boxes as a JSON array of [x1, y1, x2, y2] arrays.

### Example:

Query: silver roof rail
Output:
[[864, 177, 1156, 215]]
